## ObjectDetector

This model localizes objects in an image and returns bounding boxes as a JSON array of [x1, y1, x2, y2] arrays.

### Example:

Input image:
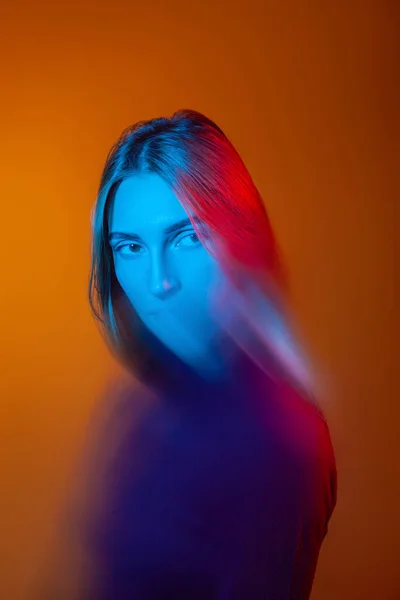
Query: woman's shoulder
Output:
[[267, 378, 337, 510], [88, 375, 158, 437], [265, 376, 332, 439], [86, 376, 160, 461], [70, 376, 158, 533], [258, 376, 337, 485]]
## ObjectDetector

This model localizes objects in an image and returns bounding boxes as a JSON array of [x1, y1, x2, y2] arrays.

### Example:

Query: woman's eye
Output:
[[115, 243, 143, 257], [175, 232, 201, 248]]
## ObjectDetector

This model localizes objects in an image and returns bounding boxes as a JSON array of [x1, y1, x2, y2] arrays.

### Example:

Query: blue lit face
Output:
[[109, 173, 227, 374]]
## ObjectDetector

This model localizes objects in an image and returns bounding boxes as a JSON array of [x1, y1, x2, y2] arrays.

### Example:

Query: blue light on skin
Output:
[[108, 173, 233, 381]]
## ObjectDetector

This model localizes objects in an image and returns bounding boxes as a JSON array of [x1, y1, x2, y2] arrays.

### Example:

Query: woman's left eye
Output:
[[175, 232, 201, 248]]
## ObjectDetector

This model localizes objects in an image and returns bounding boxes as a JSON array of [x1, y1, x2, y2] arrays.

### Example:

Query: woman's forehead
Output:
[[110, 173, 193, 232]]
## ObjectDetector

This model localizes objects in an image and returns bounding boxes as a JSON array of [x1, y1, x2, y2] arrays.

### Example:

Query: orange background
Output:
[[0, 1, 397, 598]]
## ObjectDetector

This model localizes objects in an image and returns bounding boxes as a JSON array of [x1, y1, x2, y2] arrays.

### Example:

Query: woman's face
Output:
[[108, 173, 227, 373]]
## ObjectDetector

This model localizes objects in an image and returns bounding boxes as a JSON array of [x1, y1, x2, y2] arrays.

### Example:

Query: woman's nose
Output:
[[148, 255, 181, 299]]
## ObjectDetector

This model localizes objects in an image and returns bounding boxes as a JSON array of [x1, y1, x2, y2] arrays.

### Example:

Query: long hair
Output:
[[89, 109, 312, 392]]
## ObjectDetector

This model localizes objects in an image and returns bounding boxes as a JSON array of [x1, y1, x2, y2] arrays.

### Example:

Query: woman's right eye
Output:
[[115, 243, 143, 257]]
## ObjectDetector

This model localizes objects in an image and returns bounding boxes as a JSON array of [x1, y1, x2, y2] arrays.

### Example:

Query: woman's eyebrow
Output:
[[163, 217, 195, 235], [109, 217, 202, 242]]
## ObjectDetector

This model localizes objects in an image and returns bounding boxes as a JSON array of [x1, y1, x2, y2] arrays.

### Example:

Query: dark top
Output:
[[82, 348, 337, 600]]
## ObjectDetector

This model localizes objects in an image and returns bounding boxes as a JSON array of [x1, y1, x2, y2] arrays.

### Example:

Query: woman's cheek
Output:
[[114, 261, 144, 305]]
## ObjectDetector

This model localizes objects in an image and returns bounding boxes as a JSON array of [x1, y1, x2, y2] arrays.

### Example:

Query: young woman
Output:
[[81, 108, 336, 599]]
